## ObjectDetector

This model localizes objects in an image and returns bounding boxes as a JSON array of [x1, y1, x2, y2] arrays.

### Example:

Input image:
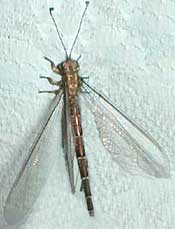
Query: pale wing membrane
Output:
[[82, 90, 170, 178], [4, 91, 63, 225], [62, 91, 76, 193]]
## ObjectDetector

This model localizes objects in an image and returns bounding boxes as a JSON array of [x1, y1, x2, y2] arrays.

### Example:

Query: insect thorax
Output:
[[61, 59, 80, 98]]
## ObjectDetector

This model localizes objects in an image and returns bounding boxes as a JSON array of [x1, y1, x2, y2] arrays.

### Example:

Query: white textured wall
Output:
[[0, 0, 175, 228]]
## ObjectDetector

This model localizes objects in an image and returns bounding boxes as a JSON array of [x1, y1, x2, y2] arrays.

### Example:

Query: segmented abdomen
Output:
[[70, 102, 94, 216]]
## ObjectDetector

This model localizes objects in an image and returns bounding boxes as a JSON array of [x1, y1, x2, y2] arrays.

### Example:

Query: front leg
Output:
[[40, 75, 62, 86], [44, 56, 61, 74]]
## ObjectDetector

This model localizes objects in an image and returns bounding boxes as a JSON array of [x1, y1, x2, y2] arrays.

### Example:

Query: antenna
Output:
[[69, 1, 90, 58], [49, 8, 68, 59]]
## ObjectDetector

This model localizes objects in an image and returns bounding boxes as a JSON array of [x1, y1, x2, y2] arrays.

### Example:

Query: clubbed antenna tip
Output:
[[49, 7, 54, 13]]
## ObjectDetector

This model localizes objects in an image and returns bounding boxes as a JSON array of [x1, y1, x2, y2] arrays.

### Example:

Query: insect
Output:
[[3, 1, 170, 225]]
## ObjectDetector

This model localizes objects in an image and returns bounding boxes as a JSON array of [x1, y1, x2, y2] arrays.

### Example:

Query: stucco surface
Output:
[[0, 0, 175, 228]]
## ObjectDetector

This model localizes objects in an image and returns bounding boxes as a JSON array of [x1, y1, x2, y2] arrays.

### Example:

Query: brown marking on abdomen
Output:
[[70, 103, 94, 215]]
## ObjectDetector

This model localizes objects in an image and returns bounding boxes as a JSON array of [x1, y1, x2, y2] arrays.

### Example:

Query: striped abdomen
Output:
[[64, 59, 94, 216], [70, 103, 94, 216]]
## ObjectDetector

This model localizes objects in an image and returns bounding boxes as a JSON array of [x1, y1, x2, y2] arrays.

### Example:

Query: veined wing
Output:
[[61, 91, 76, 193], [81, 82, 170, 178], [4, 90, 63, 225]]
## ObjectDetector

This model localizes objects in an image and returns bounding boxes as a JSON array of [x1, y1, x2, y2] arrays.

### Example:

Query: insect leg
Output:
[[38, 89, 61, 94], [44, 56, 61, 74], [40, 75, 62, 86]]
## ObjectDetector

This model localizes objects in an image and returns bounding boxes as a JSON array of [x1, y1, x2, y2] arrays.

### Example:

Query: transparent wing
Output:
[[81, 86, 170, 178], [61, 91, 76, 193], [4, 90, 63, 225]]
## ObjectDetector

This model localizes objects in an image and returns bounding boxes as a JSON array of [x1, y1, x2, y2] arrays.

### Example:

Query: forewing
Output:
[[82, 92, 170, 178], [4, 91, 63, 225], [61, 92, 76, 193]]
